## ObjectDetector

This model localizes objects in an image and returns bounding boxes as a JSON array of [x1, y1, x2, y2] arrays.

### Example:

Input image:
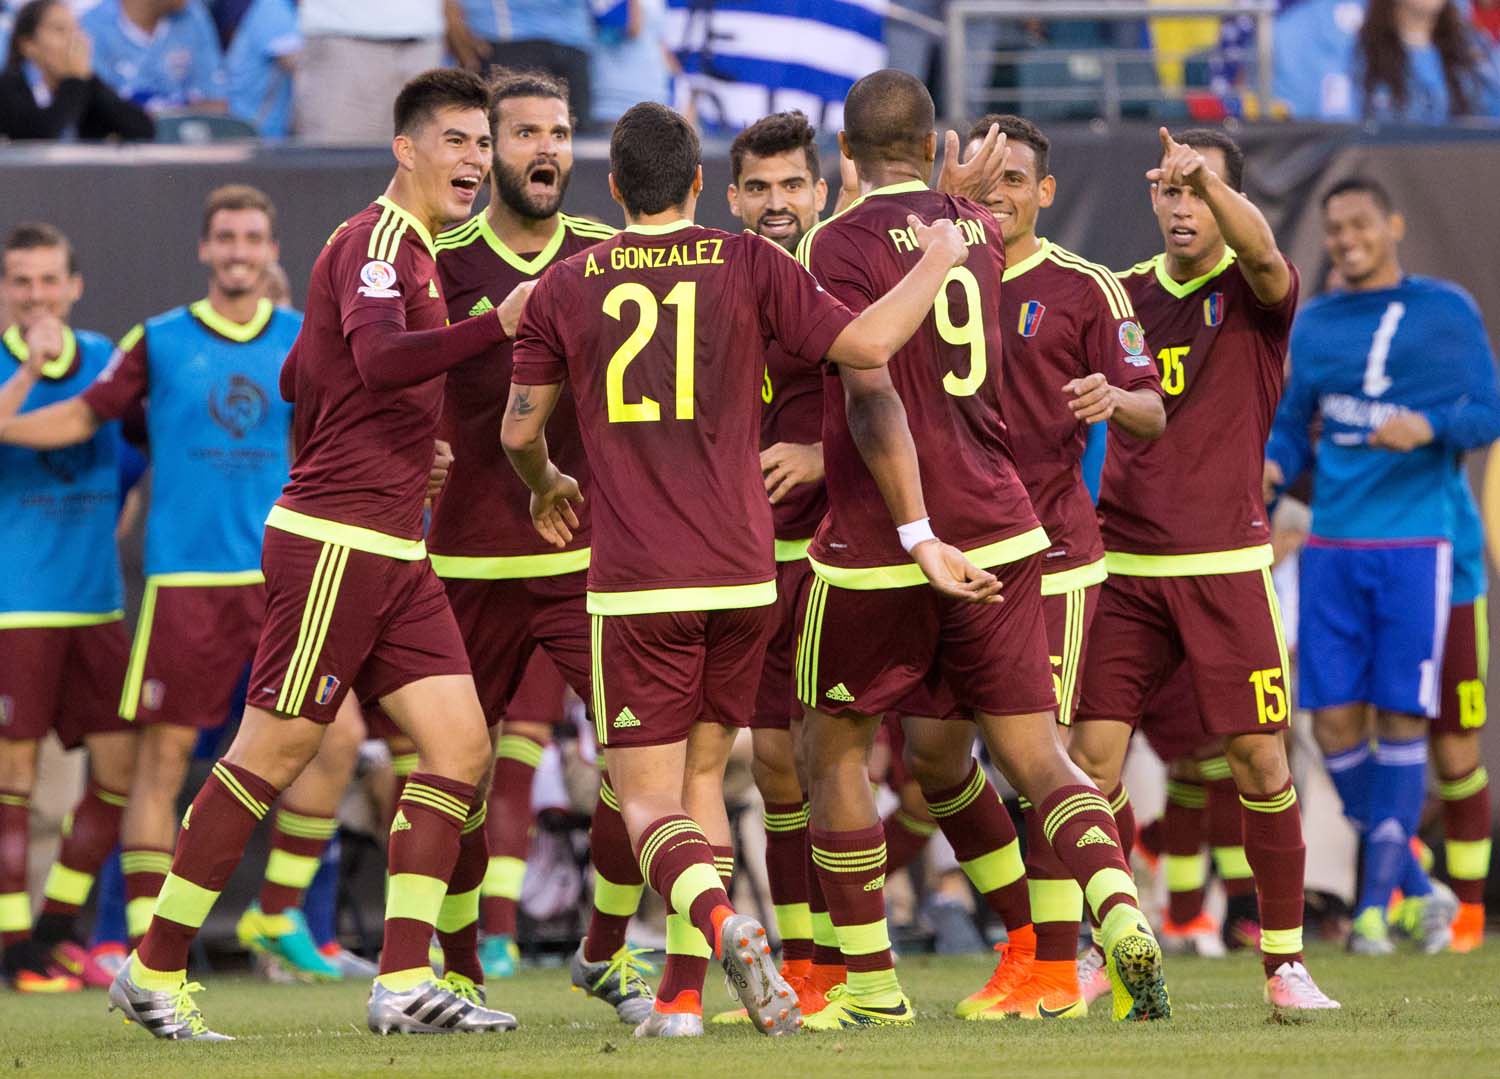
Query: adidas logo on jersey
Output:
[[863, 874, 887, 892], [825, 683, 855, 703], [390, 810, 412, 833], [1076, 825, 1117, 848], [469, 295, 495, 317], [613, 707, 641, 729]]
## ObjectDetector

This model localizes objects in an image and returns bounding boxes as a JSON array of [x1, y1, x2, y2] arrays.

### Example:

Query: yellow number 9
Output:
[[935, 266, 986, 397]]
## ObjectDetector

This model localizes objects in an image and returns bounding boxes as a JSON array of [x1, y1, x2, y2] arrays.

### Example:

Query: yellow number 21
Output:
[[603, 280, 696, 423]]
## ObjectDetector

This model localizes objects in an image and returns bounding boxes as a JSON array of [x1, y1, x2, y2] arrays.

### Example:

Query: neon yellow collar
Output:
[[1154, 246, 1237, 299], [1002, 237, 1050, 282], [375, 195, 437, 258], [480, 212, 564, 274], [624, 219, 695, 236], [3, 323, 77, 378], [189, 298, 274, 343]]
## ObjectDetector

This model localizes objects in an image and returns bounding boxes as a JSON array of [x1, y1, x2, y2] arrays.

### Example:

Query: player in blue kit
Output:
[[1264, 176, 1500, 955]]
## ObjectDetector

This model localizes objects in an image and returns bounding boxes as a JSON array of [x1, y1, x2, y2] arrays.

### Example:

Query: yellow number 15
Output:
[[603, 280, 696, 423]]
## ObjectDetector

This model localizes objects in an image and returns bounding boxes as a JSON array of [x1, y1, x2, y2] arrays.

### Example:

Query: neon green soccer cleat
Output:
[[1101, 905, 1171, 1021], [802, 984, 914, 1031]]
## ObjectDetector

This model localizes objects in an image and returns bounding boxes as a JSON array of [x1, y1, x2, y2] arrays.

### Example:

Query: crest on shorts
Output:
[[315, 675, 340, 705], [1203, 292, 1224, 327], [1017, 300, 1045, 338], [0, 695, 12, 726], [142, 679, 165, 711], [1118, 320, 1146, 355]]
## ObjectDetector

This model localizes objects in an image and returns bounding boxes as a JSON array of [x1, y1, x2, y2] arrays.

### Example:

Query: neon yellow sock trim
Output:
[[435, 886, 481, 934], [834, 919, 891, 959], [265, 849, 321, 890], [129, 955, 184, 992], [0, 893, 30, 933], [385, 873, 448, 924], [811, 910, 839, 948], [1164, 853, 1208, 892], [482, 855, 526, 900], [1084, 867, 1139, 920], [845, 967, 902, 1008], [1439, 767, 1489, 802], [1029, 877, 1084, 924], [773, 901, 813, 942], [1213, 845, 1253, 880], [960, 839, 1024, 893], [1260, 926, 1303, 955], [42, 864, 95, 907], [593, 878, 643, 917], [155, 873, 218, 929], [667, 861, 723, 922], [126, 897, 156, 939], [1446, 837, 1493, 881], [375, 966, 435, 993], [665, 913, 712, 958]]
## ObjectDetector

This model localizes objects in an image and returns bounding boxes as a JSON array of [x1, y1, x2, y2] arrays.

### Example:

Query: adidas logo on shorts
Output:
[[825, 683, 855, 703], [1076, 825, 1117, 848], [863, 874, 887, 892], [613, 707, 641, 729], [390, 809, 413, 833], [469, 295, 494, 317]]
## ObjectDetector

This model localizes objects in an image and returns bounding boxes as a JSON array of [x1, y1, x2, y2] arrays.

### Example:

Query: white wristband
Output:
[[897, 517, 937, 553]]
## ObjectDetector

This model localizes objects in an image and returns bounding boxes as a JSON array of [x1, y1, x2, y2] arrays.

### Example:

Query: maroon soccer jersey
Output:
[[1001, 240, 1162, 577], [430, 212, 614, 567], [762, 340, 827, 543], [511, 221, 854, 613], [275, 197, 489, 547], [798, 180, 1041, 577], [1100, 251, 1298, 558]]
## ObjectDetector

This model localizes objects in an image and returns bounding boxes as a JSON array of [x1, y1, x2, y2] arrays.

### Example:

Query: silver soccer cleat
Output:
[[1417, 881, 1459, 955], [107, 960, 233, 1041], [366, 976, 518, 1034], [570, 943, 657, 1024], [633, 1007, 705, 1038], [718, 913, 802, 1036]]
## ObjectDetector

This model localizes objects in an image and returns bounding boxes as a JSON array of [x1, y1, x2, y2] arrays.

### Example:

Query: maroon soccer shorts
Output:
[[443, 572, 590, 727], [1075, 568, 1291, 738], [0, 622, 130, 748], [247, 527, 471, 723], [1436, 599, 1488, 736], [119, 580, 265, 729], [797, 553, 1056, 720], [1041, 580, 1100, 726], [1139, 665, 1217, 762], [590, 604, 774, 749], [753, 557, 816, 731], [502, 647, 568, 728]]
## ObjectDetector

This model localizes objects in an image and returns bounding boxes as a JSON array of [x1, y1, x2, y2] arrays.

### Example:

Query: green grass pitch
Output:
[[3, 946, 1497, 1078]]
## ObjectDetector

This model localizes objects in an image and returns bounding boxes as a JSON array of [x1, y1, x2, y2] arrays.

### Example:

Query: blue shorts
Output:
[[1298, 540, 1452, 717]]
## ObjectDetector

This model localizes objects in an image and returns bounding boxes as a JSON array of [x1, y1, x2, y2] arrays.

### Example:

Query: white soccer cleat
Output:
[[1264, 961, 1340, 1010]]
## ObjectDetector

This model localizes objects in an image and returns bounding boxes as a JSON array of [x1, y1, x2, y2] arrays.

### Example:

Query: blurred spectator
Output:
[[225, 0, 296, 137], [1273, 0, 1365, 118], [588, 0, 670, 125], [0, 0, 155, 139], [452, 0, 595, 126], [1474, 0, 1500, 43], [294, 0, 443, 142], [80, 0, 226, 112], [1355, 0, 1500, 121], [210, 0, 253, 46]]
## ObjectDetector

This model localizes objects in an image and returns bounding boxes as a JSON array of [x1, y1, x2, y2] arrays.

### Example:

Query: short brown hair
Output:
[[394, 67, 490, 137], [202, 184, 277, 239], [966, 113, 1049, 178], [610, 102, 701, 216], [3, 221, 76, 275], [1169, 128, 1245, 191], [488, 67, 573, 133], [730, 111, 820, 184]]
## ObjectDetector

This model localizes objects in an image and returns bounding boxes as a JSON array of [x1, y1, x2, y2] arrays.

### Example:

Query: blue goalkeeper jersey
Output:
[[0, 326, 123, 622], [1450, 464, 1486, 606], [1267, 275, 1500, 542]]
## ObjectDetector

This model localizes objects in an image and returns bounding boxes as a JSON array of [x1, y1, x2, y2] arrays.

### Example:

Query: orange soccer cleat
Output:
[[1450, 902, 1485, 953], [977, 959, 1087, 1021], [956, 927, 1035, 1019]]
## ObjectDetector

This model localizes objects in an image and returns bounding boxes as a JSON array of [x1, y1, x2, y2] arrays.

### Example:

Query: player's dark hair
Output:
[[967, 113, 1049, 178], [1321, 176, 1396, 215], [730, 111, 820, 184], [1360, 0, 1477, 118], [393, 68, 490, 137], [842, 68, 935, 169], [5, 0, 64, 74], [3, 221, 76, 275], [609, 102, 701, 216], [488, 67, 574, 134], [1168, 128, 1244, 190], [202, 184, 277, 239]]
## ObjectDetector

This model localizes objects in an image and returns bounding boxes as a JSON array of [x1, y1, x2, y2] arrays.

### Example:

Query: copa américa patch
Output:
[[1118, 320, 1146, 355], [358, 260, 400, 298]]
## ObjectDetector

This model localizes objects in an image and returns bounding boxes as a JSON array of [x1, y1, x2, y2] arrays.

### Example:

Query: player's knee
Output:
[[424, 722, 492, 787], [1432, 730, 1481, 780], [906, 743, 965, 793], [1225, 733, 1288, 791], [1066, 733, 1118, 790]]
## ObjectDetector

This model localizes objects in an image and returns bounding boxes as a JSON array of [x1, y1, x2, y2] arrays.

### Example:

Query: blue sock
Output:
[[1323, 742, 1375, 830], [89, 848, 127, 949], [1397, 841, 1433, 899], [1356, 738, 1431, 914], [302, 834, 340, 948]]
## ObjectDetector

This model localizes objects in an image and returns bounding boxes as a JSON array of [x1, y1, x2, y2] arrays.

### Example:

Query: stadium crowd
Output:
[[0, 47, 1496, 1043]]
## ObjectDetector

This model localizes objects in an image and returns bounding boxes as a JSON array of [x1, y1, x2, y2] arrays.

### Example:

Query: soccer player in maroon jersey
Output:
[[897, 112, 1166, 1022], [427, 69, 655, 1016], [794, 69, 1168, 1028], [107, 70, 526, 1040], [1069, 127, 1340, 1010], [502, 101, 978, 1037]]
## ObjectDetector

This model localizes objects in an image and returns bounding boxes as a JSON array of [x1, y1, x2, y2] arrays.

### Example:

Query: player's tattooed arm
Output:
[[501, 380, 582, 547], [1149, 127, 1290, 306], [1062, 373, 1165, 439]]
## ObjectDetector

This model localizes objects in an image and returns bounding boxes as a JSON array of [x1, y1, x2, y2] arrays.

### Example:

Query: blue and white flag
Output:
[[666, 0, 888, 134], [591, 0, 630, 33]]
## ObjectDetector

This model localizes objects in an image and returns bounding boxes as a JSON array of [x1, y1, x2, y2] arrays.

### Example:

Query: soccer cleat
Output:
[[801, 983, 914, 1030], [717, 913, 802, 1036], [634, 1006, 705, 1038], [1450, 902, 1485, 953], [1415, 881, 1458, 955], [236, 905, 342, 981], [320, 943, 378, 977], [13, 966, 83, 993], [1348, 907, 1395, 955], [366, 976, 518, 1034], [1264, 961, 1340, 1010], [955, 939, 1034, 1018], [51, 940, 116, 988], [107, 960, 232, 1040], [977, 960, 1087, 1021], [1101, 906, 1171, 1021], [714, 960, 816, 1024], [89, 943, 129, 979], [1160, 912, 1228, 958], [478, 934, 520, 978], [1076, 947, 1110, 1006], [569, 943, 656, 1024]]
